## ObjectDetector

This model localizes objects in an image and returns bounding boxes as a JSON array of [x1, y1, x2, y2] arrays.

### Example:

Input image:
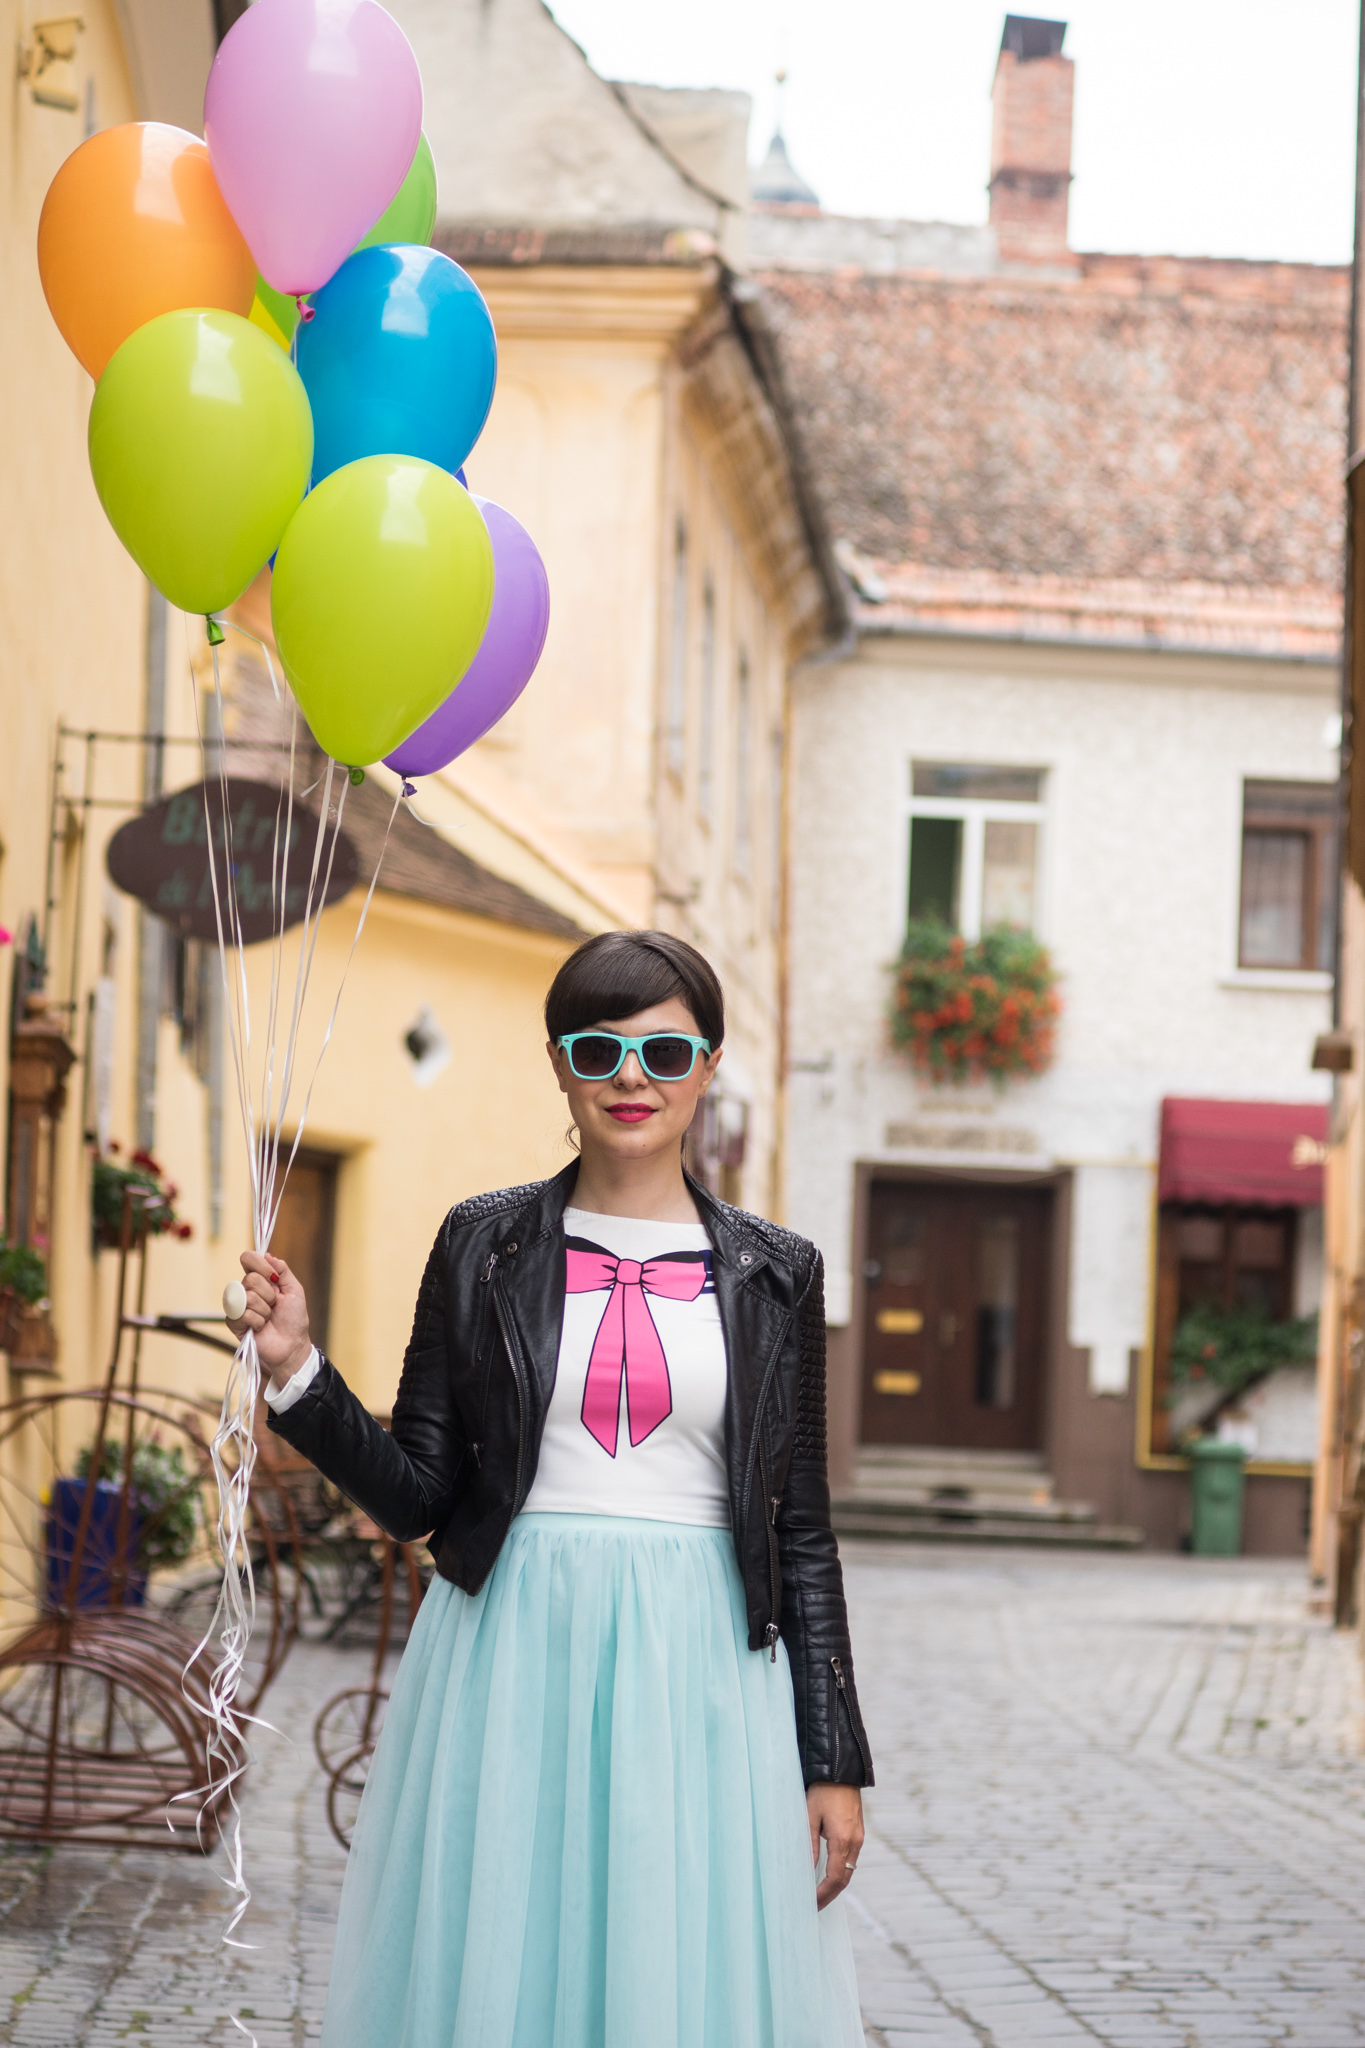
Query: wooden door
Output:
[[860, 1181, 1050, 1451], [270, 1149, 340, 1354]]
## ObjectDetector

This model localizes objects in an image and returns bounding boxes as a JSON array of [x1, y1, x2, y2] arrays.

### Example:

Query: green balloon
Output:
[[356, 132, 438, 252], [88, 310, 313, 617], [271, 455, 493, 766]]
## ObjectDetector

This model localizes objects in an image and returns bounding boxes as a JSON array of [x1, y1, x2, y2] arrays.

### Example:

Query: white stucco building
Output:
[[759, 18, 1345, 1548]]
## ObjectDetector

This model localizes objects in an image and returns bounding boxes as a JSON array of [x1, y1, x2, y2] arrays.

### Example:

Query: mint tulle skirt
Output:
[[320, 1513, 864, 2048]]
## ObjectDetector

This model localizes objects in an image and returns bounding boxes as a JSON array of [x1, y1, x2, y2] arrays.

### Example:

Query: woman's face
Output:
[[547, 996, 723, 1166]]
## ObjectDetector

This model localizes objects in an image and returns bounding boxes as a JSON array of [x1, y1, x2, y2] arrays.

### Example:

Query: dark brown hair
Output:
[[545, 931, 725, 1048]]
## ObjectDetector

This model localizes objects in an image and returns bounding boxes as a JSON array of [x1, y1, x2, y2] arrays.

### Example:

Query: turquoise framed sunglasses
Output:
[[557, 1030, 712, 1082]]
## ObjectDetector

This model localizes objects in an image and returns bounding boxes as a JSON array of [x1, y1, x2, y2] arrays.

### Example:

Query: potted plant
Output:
[[46, 1437, 200, 1610], [91, 1142, 193, 1250], [888, 917, 1060, 1085], [1166, 1302, 1318, 1443], [0, 1238, 55, 1363]]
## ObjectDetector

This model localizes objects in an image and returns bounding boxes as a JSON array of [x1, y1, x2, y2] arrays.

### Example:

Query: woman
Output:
[[233, 929, 873, 2048]]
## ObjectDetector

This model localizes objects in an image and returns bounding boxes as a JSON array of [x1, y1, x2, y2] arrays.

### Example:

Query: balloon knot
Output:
[[296, 296, 316, 324], [347, 766, 365, 787], [401, 780, 416, 798], [206, 617, 226, 647]]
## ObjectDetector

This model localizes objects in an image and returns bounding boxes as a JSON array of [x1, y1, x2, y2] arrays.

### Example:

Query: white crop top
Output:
[[264, 1207, 732, 1528], [520, 1207, 730, 1527]]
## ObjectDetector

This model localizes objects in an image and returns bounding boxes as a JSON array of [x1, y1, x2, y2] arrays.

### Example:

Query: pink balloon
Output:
[[205, 0, 423, 299]]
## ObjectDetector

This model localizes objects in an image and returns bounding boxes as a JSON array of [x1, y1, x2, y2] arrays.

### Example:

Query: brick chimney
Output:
[[989, 16, 1074, 264]]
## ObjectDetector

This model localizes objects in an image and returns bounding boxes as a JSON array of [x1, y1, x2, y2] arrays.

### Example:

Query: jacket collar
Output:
[[685, 1171, 770, 1280], [503, 1157, 771, 1279], [505, 1159, 579, 1251]]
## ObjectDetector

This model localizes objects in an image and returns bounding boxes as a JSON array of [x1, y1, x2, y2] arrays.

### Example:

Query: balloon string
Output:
[[218, 614, 285, 703], [179, 617, 396, 1975], [264, 781, 402, 1246]]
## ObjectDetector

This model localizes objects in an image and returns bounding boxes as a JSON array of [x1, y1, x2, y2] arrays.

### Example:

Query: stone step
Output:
[[856, 1445, 1048, 1468], [834, 1490, 1095, 1526], [832, 1501, 1146, 1550], [836, 1443, 1144, 1549], [838, 1493, 1095, 1526], [850, 1446, 1057, 1508]]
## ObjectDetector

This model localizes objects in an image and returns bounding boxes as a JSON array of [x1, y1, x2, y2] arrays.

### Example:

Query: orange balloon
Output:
[[38, 123, 256, 380]]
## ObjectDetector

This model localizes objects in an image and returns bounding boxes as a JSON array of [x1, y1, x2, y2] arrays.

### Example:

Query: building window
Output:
[[907, 762, 1045, 937], [769, 723, 785, 932], [664, 518, 688, 780], [1150, 1202, 1299, 1456], [1238, 779, 1337, 971], [733, 649, 752, 874], [697, 581, 717, 824]]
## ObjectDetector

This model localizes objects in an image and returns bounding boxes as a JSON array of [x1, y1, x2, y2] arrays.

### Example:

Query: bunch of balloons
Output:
[[37, 0, 549, 775]]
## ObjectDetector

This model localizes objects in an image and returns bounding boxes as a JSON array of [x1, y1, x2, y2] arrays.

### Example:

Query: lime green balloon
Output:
[[89, 309, 313, 616], [252, 274, 299, 345], [271, 456, 493, 766], [356, 132, 438, 252]]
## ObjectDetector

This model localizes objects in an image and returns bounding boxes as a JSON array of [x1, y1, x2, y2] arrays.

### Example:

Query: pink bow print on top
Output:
[[565, 1241, 709, 1455]]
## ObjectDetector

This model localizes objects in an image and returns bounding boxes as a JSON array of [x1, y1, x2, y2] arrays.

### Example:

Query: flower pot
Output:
[[0, 1290, 55, 1364], [45, 1478, 147, 1611]]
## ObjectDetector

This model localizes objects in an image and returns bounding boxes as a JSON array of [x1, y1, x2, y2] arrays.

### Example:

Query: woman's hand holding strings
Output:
[[807, 1782, 865, 1909], [226, 1250, 313, 1391]]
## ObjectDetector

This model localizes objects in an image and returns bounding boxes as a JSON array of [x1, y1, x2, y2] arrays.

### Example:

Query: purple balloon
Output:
[[385, 498, 550, 776], [205, 0, 423, 299]]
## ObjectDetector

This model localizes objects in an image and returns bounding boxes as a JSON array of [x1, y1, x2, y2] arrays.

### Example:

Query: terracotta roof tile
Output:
[[756, 254, 1348, 650]]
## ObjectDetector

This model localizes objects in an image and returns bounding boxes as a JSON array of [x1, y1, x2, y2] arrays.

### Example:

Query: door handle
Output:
[[875, 1308, 924, 1335]]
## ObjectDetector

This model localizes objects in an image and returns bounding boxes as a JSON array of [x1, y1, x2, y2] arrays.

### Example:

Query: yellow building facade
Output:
[[0, 3, 604, 1436], [1, 0, 835, 1449]]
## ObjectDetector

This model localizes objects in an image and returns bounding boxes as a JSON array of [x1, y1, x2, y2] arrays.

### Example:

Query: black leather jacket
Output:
[[267, 1161, 872, 1788]]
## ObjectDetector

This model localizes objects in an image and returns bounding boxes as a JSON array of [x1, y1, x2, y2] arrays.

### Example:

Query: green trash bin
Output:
[[1189, 1437, 1247, 1557]]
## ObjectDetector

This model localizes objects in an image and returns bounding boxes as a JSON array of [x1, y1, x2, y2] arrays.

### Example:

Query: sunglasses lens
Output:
[[642, 1036, 695, 1079], [570, 1035, 621, 1078]]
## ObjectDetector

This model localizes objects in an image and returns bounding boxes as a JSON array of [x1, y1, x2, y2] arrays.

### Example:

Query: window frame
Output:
[[904, 764, 1048, 940], [732, 647, 753, 876], [1148, 1199, 1299, 1460], [696, 579, 717, 826], [663, 517, 689, 784], [1235, 778, 1337, 975]]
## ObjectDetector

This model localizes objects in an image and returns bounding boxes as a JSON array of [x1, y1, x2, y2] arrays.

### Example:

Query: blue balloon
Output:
[[296, 245, 497, 488]]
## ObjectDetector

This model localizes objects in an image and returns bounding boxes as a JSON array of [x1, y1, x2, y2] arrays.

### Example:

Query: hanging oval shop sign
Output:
[[106, 779, 359, 945]]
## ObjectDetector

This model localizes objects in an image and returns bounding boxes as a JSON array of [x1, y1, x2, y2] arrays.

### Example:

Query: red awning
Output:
[[1158, 1097, 1328, 1209]]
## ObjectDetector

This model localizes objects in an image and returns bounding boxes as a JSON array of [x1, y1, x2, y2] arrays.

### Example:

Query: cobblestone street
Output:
[[1, 1546, 1362, 2046]]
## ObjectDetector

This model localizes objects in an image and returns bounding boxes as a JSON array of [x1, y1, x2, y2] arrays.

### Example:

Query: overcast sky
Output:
[[547, 0, 1359, 267]]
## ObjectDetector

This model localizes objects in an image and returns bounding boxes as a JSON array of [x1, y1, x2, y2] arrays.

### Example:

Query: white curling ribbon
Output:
[[178, 624, 403, 1989]]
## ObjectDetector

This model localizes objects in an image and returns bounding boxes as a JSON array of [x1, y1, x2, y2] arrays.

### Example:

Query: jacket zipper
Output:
[[764, 1495, 783, 1658], [489, 1276, 529, 1506], [469, 1250, 500, 1465], [831, 1654, 872, 1778], [738, 1317, 791, 1535]]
